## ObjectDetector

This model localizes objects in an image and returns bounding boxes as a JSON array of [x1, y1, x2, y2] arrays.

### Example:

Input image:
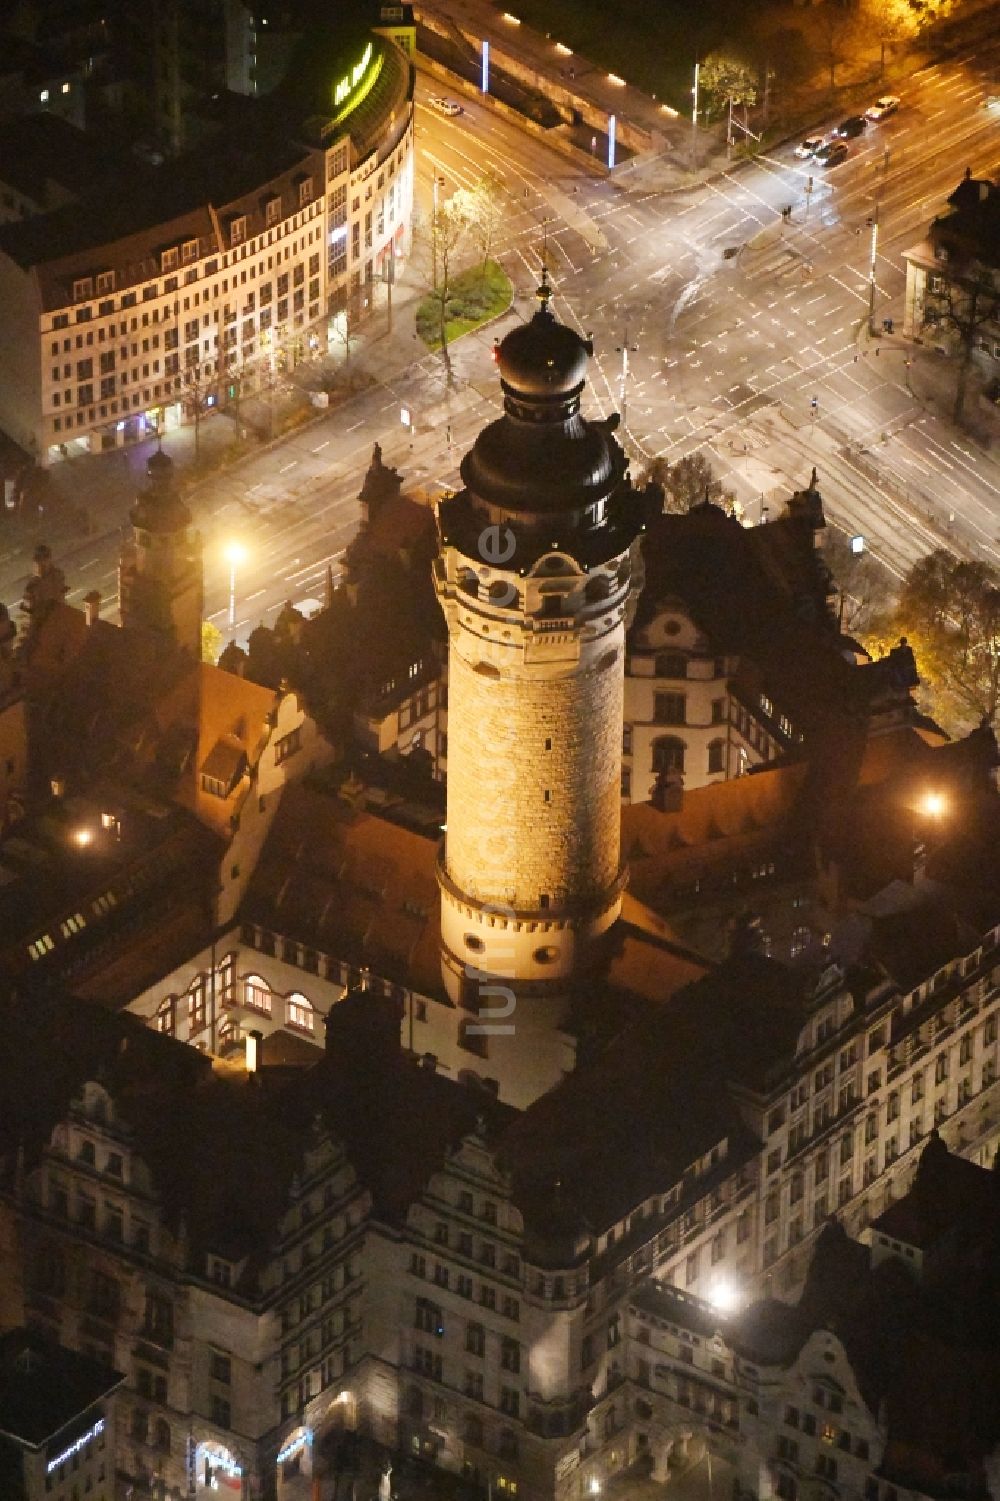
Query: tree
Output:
[[860, 0, 919, 78], [457, 171, 506, 278], [822, 530, 895, 636], [815, 4, 858, 93], [878, 549, 1000, 728], [922, 259, 1000, 424], [699, 54, 757, 141], [428, 196, 473, 384], [644, 451, 728, 514], [201, 620, 223, 664]]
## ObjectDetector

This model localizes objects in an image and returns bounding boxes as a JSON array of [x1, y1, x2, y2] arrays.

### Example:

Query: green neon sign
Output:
[[334, 41, 373, 108]]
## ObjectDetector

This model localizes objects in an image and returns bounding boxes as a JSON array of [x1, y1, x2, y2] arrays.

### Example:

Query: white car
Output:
[[865, 95, 900, 121], [794, 135, 827, 159], [428, 95, 463, 117]]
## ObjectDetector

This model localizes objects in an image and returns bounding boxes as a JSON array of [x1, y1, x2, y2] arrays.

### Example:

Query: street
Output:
[[3, 45, 1000, 640]]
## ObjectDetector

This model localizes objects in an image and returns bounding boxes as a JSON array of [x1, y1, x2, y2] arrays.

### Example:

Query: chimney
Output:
[[650, 767, 684, 814], [83, 590, 101, 626], [245, 1028, 263, 1075]]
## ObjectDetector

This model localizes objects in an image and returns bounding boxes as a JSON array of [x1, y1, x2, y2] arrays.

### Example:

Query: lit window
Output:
[[288, 994, 314, 1031], [40, 88, 49, 102], [244, 974, 272, 1014], [62, 82, 71, 94]]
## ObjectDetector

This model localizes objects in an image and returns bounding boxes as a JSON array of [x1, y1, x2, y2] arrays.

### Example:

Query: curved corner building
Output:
[[0, 15, 414, 464]]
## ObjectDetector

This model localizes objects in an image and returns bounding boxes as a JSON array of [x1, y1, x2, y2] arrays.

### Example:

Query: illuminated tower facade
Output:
[[434, 276, 650, 1059], [119, 449, 204, 659]]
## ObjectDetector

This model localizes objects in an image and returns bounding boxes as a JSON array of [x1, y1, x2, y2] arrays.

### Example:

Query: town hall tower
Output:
[[434, 275, 651, 1042]]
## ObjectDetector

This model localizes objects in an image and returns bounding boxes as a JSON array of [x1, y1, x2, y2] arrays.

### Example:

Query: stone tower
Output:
[[434, 274, 650, 1058], [119, 449, 203, 659]]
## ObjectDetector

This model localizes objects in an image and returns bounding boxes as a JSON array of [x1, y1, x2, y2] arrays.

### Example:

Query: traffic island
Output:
[[415, 260, 513, 352]]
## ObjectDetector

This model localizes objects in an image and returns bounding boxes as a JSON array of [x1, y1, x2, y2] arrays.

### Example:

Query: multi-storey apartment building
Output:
[[0, 19, 414, 463]]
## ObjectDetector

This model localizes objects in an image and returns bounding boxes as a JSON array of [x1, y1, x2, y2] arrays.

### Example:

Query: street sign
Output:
[[400, 406, 411, 427], [850, 534, 865, 555]]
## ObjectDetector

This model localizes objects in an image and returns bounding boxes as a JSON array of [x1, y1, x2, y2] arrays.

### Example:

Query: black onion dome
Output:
[[498, 283, 591, 401], [460, 270, 625, 517], [461, 418, 618, 515]]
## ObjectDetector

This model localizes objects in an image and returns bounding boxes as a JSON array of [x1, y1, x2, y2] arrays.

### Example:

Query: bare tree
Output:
[[644, 451, 728, 514], [815, 5, 858, 93], [460, 171, 506, 277], [922, 262, 1000, 424], [427, 197, 473, 384]]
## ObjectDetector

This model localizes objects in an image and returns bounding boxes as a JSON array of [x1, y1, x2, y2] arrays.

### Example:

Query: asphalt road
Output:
[[3, 51, 1000, 641]]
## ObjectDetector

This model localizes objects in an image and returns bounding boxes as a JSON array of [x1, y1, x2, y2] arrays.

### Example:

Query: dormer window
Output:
[[182, 239, 199, 264], [161, 248, 179, 273], [72, 277, 93, 302], [265, 197, 282, 227], [96, 270, 115, 295], [230, 216, 247, 246], [298, 177, 314, 207]]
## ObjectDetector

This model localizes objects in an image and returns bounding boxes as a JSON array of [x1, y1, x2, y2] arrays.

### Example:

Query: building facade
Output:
[[0, 25, 414, 463]]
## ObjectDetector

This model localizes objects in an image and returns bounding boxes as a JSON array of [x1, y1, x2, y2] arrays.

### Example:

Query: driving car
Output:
[[835, 115, 868, 138], [865, 95, 900, 121], [427, 95, 463, 116], [794, 134, 826, 159], [814, 139, 849, 167]]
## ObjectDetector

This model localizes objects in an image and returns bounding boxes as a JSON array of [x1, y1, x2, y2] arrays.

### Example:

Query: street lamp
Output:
[[920, 791, 946, 819], [225, 541, 247, 630], [707, 1276, 740, 1315]]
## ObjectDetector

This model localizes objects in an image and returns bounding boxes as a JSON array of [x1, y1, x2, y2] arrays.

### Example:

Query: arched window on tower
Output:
[[652, 737, 685, 776], [457, 569, 479, 598]]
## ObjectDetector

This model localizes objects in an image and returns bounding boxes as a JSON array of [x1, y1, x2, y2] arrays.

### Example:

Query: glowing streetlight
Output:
[[72, 827, 94, 848], [589, 1479, 602, 1496], [225, 541, 247, 630], [707, 1276, 740, 1315], [920, 791, 946, 819]]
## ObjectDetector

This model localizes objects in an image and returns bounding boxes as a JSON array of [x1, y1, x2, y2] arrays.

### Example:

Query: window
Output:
[[143, 1291, 174, 1347], [415, 1298, 443, 1335], [501, 1337, 520, 1372], [288, 994, 313, 1031], [652, 736, 685, 775], [654, 692, 686, 725], [244, 974, 271, 1014], [655, 651, 687, 679], [274, 726, 302, 764], [465, 1370, 484, 1400], [466, 1322, 485, 1356], [211, 1394, 231, 1428], [500, 1387, 520, 1417], [230, 217, 247, 246], [210, 1351, 232, 1384], [707, 739, 725, 775]]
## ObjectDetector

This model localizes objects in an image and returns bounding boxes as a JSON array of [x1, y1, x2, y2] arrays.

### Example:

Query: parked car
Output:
[[865, 94, 900, 121], [427, 94, 463, 116], [814, 139, 849, 167], [794, 134, 827, 159], [835, 115, 868, 138]]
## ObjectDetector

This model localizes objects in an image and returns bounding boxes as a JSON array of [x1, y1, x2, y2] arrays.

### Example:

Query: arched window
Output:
[[188, 976, 206, 1032], [655, 651, 687, 679], [287, 993, 314, 1032], [584, 575, 610, 604], [652, 737, 685, 776], [458, 569, 478, 597], [707, 739, 725, 775], [243, 974, 271, 1014]]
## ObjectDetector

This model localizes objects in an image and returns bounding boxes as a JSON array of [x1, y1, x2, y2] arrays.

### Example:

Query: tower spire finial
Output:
[[536, 261, 552, 315]]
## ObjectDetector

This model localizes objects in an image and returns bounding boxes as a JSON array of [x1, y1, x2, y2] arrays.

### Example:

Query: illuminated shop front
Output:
[[195, 1440, 243, 1494]]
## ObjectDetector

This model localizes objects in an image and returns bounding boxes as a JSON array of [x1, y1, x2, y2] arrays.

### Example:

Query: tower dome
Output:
[[497, 271, 591, 403], [460, 270, 623, 521]]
